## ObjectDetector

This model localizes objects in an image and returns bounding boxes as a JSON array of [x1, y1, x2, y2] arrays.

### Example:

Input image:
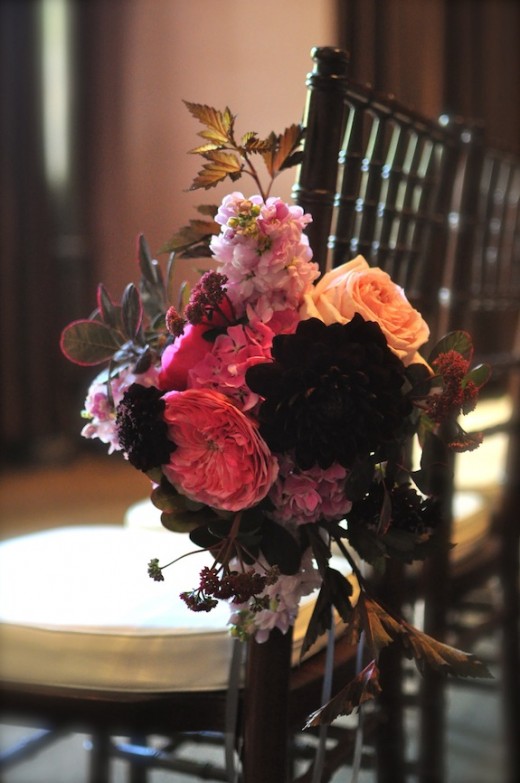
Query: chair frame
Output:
[[1, 45, 518, 783]]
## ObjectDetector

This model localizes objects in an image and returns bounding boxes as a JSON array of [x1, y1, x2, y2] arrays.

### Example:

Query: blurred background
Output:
[[0, 0, 519, 468]]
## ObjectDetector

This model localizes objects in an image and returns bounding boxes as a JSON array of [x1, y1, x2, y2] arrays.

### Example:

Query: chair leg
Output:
[[418, 669, 446, 783], [376, 644, 406, 783], [374, 560, 407, 783], [88, 731, 111, 783], [499, 503, 520, 783], [128, 735, 149, 783]]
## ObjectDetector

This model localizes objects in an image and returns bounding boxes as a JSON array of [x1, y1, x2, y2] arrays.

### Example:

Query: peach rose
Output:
[[301, 255, 429, 366]]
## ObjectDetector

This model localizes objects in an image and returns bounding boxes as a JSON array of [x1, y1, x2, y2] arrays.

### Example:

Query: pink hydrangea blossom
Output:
[[210, 193, 319, 320], [268, 455, 352, 525], [228, 549, 321, 642], [188, 321, 274, 411], [81, 366, 160, 452], [162, 388, 278, 512]]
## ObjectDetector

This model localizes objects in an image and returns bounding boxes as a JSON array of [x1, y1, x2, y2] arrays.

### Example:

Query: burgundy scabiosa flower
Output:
[[245, 314, 412, 471], [116, 383, 175, 471]]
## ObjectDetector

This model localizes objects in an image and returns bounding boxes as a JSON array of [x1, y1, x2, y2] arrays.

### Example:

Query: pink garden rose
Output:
[[301, 255, 429, 366], [162, 388, 278, 512]]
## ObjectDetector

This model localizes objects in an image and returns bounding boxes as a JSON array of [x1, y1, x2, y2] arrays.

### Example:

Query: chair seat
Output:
[[0, 525, 350, 694]]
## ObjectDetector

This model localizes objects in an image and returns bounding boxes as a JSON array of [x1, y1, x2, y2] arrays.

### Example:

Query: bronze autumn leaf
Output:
[[261, 124, 304, 177], [189, 151, 243, 191], [361, 596, 493, 679], [304, 660, 381, 727], [183, 101, 234, 147]]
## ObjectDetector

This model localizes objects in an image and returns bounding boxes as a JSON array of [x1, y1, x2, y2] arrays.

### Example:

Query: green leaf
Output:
[[429, 330, 473, 364], [121, 283, 143, 339], [463, 362, 491, 389], [60, 320, 124, 366], [161, 509, 212, 533]]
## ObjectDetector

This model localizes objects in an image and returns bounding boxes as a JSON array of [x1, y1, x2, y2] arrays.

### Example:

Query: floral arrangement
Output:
[[61, 104, 492, 722]]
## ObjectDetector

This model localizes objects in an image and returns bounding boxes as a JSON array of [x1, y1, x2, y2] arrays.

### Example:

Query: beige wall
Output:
[[89, 0, 338, 298]]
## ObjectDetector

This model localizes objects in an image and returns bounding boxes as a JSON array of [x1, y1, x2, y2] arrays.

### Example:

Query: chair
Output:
[[424, 125, 520, 783], [295, 45, 519, 783], [1, 45, 516, 783], [0, 521, 361, 782]]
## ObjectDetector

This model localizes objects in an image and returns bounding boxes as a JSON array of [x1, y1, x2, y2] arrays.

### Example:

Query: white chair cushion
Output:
[[0, 525, 351, 693]]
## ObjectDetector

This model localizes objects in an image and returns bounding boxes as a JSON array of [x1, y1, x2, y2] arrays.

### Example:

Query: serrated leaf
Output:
[[184, 101, 234, 146], [121, 283, 143, 339], [304, 660, 381, 727], [261, 124, 305, 178], [300, 584, 335, 658], [196, 203, 219, 217], [189, 151, 243, 191], [241, 131, 272, 152], [274, 124, 305, 171], [401, 623, 493, 678], [159, 219, 220, 255], [190, 143, 223, 155], [361, 596, 493, 679], [60, 320, 124, 366]]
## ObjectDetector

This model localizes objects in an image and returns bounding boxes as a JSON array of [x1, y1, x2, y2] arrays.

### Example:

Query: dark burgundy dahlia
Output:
[[245, 314, 411, 471], [116, 383, 175, 471]]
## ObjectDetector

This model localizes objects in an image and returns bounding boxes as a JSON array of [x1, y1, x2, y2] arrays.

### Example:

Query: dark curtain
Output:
[[0, 2, 56, 465], [337, 0, 520, 153], [0, 1, 132, 467]]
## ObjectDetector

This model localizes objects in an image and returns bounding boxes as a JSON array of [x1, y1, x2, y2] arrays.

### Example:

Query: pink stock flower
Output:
[[210, 193, 319, 320], [268, 455, 352, 526], [228, 549, 321, 642], [162, 388, 278, 512], [81, 366, 160, 453]]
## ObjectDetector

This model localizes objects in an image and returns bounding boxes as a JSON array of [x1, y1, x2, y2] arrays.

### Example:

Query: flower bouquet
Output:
[[61, 104, 492, 726]]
